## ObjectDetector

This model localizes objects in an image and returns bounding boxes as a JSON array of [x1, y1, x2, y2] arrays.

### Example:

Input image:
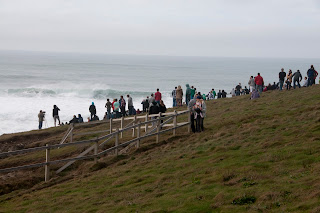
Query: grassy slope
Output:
[[1, 86, 320, 213]]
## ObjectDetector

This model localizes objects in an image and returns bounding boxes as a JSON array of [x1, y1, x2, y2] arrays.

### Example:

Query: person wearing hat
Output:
[[89, 102, 96, 120]]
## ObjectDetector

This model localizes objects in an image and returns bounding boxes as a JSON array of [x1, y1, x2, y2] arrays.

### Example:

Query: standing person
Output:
[[286, 70, 293, 90], [235, 83, 242, 96], [172, 87, 177, 107], [190, 86, 195, 100], [279, 68, 286, 91], [222, 90, 227, 98], [149, 94, 155, 107], [113, 99, 120, 118], [89, 102, 96, 120], [292, 70, 302, 89], [313, 68, 318, 85], [159, 100, 167, 113], [127, 94, 133, 115], [52, 105, 60, 127], [193, 96, 206, 132], [212, 89, 216, 99], [38, 110, 45, 129], [176, 85, 183, 106], [217, 90, 222, 99], [307, 65, 315, 86], [248, 76, 255, 93], [155, 88, 162, 105], [254, 73, 264, 93], [186, 84, 191, 105], [149, 101, 159, 126], [188, 98, 196, 133], [119, 96, 126, 117], [230, 88, 236, 97], [141, 98, 148, 112], [105, 99, 112, 119]]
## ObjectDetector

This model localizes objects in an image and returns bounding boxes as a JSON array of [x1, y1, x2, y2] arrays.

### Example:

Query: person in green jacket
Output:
[[190, 86, 195, 100], [202, 93, 206, 100], [212, 89, 216, 99]]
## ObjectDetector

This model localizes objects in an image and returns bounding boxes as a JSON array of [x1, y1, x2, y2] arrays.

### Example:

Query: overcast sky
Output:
[[0, 0, 320, 58]]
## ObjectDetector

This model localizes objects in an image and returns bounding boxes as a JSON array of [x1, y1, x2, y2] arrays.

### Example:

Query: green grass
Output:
[[1, 86, 320, 212]]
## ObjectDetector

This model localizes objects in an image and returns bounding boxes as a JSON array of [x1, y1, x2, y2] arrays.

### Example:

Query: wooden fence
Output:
[[0, 109, 190, 182]]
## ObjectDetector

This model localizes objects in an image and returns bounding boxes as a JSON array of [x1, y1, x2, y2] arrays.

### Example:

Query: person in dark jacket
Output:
[[279, 68, 286, 91], [119, 96, 126, 117], [159, 100, 167, 113], [149, 101, 159, 115], [217, 90, 222, 99], [89, 102, 96, 120], [292, 70, 302, 89], [78, 114, 84, 123], [69, 115, 79, 124], [186, 84, 191, 105], [307, 65, 315, 87], [221, 90, 227, 98], [149, 101, 159, 126], [52, 105, 60, 127]]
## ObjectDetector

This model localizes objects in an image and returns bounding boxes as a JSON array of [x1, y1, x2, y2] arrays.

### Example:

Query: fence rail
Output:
[[0, 109, 190, 182]]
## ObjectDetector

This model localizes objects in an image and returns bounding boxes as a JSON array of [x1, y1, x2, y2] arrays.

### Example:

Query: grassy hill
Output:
[[0, 85, 320, 212]]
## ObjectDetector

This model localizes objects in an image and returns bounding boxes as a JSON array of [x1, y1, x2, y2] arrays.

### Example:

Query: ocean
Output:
[[0, 50, 319, 135]]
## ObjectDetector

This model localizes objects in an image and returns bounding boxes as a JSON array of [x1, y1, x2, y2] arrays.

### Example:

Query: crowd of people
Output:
[[37, 65, 318, 131]]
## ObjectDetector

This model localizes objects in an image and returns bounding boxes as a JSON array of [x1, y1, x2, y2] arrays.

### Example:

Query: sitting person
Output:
[[302, 77, 308, 87], [136, 109, 141, 114], [69, 115, 79, 124], [251, 89, 260, 99], [78, 114, 84, 123], [91, 115, 99, 121]]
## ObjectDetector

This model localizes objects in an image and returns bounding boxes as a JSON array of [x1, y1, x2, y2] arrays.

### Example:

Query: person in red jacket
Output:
[[155, 88, 162, 104], [254, 73, 264, 93]]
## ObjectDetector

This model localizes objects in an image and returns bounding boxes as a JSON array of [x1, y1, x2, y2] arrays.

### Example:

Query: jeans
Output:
[[186, 96, 190, 106], [121, 106, 126, 117], [279, 80, 284, 91], [308, 78, 313, 86], [256, 85, 263, 93], [173, 98, 176, 107], [293, 80, 300, 89], [195, 115, 204, 132], [286, 81, 291, 90], [190, 113, 195, 133], [128, 106, 133, 115], [39, 121, 43, 129]]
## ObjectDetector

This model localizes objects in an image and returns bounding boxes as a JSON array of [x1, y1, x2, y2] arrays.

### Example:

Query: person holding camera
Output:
[[38, 110, 45, 129]]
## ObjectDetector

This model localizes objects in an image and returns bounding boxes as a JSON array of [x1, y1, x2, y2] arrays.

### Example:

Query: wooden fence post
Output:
[[45, 144, 50, 182], [173, 110, 177, 136], [70, 123, 74, 143], [145, 114, 148, 132], [132, 115, 137, 137], [115, 128, 119, 156], [94, 139, 98, 163], [156, 113, 161, 143], [136, 121, 141, 148], [188, 109, 191, 133], [110, 118, 113, 133], [120, 116, 124, 138]]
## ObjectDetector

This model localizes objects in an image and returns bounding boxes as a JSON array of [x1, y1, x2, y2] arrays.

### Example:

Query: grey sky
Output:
[[0, 0, 319, 57]]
